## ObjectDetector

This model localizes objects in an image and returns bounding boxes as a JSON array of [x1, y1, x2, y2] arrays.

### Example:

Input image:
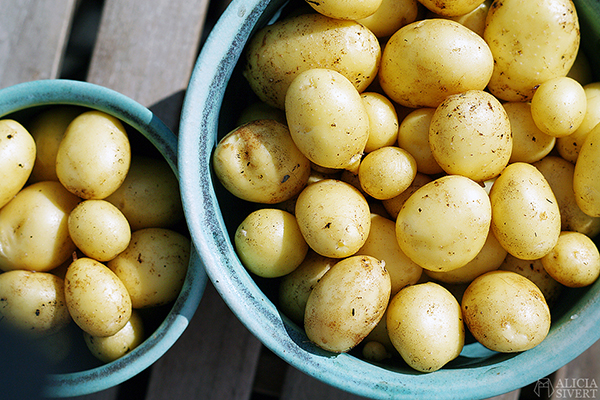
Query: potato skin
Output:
[[574, 123, 600, 217], [0, 119, 36, 209], [304, 255, 390, 353], [243, 13, 380, 110]]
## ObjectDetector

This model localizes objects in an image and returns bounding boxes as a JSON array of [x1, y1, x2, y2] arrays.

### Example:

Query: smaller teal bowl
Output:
[[0, 79, 207, 398], [179, 0, 600, 399]]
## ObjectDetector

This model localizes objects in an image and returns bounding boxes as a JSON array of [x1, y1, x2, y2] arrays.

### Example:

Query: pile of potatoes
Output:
[[0, 106, 189, 365], [213, 0, 600, 372]]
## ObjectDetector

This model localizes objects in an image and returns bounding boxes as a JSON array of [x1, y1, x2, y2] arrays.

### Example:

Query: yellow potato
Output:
[[358, 146, 417, 200], [304, 255, 390, 353], [0, 181, 80, 272], [243, 13, 381, 109], [461, 270, 551, 352], [499, 255, 563, 306], [502, 102, 555, 164], [534, 156, 600, 237], [285, 68, 369, 170], [68, 199, 131, 262], [426, 0, 491, 37], [0, 270, 71, 339], [84, 309, 145, 363], [420, 0, 485, 17], [531, 77, 587, 138], [355, 214, 423, 295], [382, 173, 432, 219], [541, 231, 600, 288], [361, 92, 399, 153], [387, 282, 464, 372], [396, 175, 492, 272], [484, 0, 580, 102], [212, 119, 311, 204], [64, 257, 132, 337], [489, 162, 561, 260], [307, 0, 383, 20], [107, 228, 190, 308], [429, 90, 512, 182], [234, 208, 308, 278], [56, 110, 131, 199], [356, 0, 419, 38], [379, 19, 493, 108], [105, 155, 184, 230], [574, 123, 600, 217], [0, 119, 36, 209], [295, 179, 371, 258], [397, 108, 444, 175]]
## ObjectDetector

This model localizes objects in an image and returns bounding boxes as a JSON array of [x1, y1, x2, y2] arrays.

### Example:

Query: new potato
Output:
[[358, 146, 417, 200], [0, 119, 36, 209], [84, 309, 144, 363], [574, 123, 600, 217]]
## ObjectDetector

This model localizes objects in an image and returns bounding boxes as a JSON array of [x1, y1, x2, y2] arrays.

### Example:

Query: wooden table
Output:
[[0, 1, 597, 399]]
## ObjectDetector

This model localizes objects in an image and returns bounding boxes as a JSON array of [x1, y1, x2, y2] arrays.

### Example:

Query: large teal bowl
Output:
[[0, 79, 208, 398], [179, 1, 600, 399]]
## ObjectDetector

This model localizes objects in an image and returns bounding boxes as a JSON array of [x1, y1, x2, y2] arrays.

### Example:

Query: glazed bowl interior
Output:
[[0, 79, 208, 398], [178, 0, 600, 398]]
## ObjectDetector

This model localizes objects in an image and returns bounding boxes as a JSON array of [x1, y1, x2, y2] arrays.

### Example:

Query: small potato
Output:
[[84, 309, 145, 363], [531, 77, 586, 138], [295, 179, 371, 258], [105, 155, 184, 230], [397, 108, 444, 175], [0, 181, 80, 272], [387, 282, 464, 372], [355, 214, 422, 295], [426, 0, 491, 37], [503, 102, 555, 164], [429, 90, 512, 182], [461, 270, 551, 352], [358, 147, 417, 200], [278, 250, 336, 325], [27, 106, 82, 183], [490, 162, 561, 260], [356, 0, 419, 38], [499, 255, 563, 306], [234, 209, 308, 278], [379, 19, 493, 108], [420, 0, 485, 17], [285, 69, 370, 170], [0, 270, 71, 339], [396, 175, 492, 272], [425, 228, 507, 284], [361, 92, 399, 153], [213, 119, 311, 204], [64, 257, 132, 337], [0, 119, 36, 209], [304, 255, 390, 353], [574, 123, 600, 217], [68, 200, 131, 262], [484, 0, 580, 102], [56, 110, 131, 199], [108, 228, 190, 308], [307, 0, 383, 20], [541, 231, 600, 288], [243, 13, 380, 110], [534, 156, 600, 237], [382, 173, 432, 219]]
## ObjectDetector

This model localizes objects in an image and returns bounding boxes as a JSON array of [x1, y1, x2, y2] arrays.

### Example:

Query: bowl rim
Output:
[[0, 79, 208, 398], [178, 1, 600, 399]]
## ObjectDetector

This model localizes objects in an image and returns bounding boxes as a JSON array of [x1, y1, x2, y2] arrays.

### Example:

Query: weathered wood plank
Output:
[[0, 0, 77, 88], [550, 339, 600, 400]]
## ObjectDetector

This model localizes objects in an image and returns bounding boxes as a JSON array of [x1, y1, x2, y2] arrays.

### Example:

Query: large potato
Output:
[[0, 181, 80, 272], [243, 13, 380, 110], [429, 90, 512, 181], [387, 282, 464, 372], [64, 257, 132, 337], [0, 119, 36, 209], [461, 270, 551, 352], [295, 179, 371, 258], [0, 270, 71, 339], [484, 0, 580, 102], [304, 255, 390, 353], [379, 19, 493, 108], [285, 69, 369, 170], [213, 119, 311, 204], [395, 175, 492, 272], [56, 110, 131, 199], [382, 173, 432, 219], [574, 123, 600, 217], [490, 162, 561, 260]]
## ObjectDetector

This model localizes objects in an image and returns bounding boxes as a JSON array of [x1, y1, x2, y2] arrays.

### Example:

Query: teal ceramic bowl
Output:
[[179, 1, 600, 399], [0, 79, 207, 398]]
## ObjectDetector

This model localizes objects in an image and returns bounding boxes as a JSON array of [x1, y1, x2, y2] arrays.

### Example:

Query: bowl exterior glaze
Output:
[[179, 1, 600, 399], [0, 79, 208, 398]]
